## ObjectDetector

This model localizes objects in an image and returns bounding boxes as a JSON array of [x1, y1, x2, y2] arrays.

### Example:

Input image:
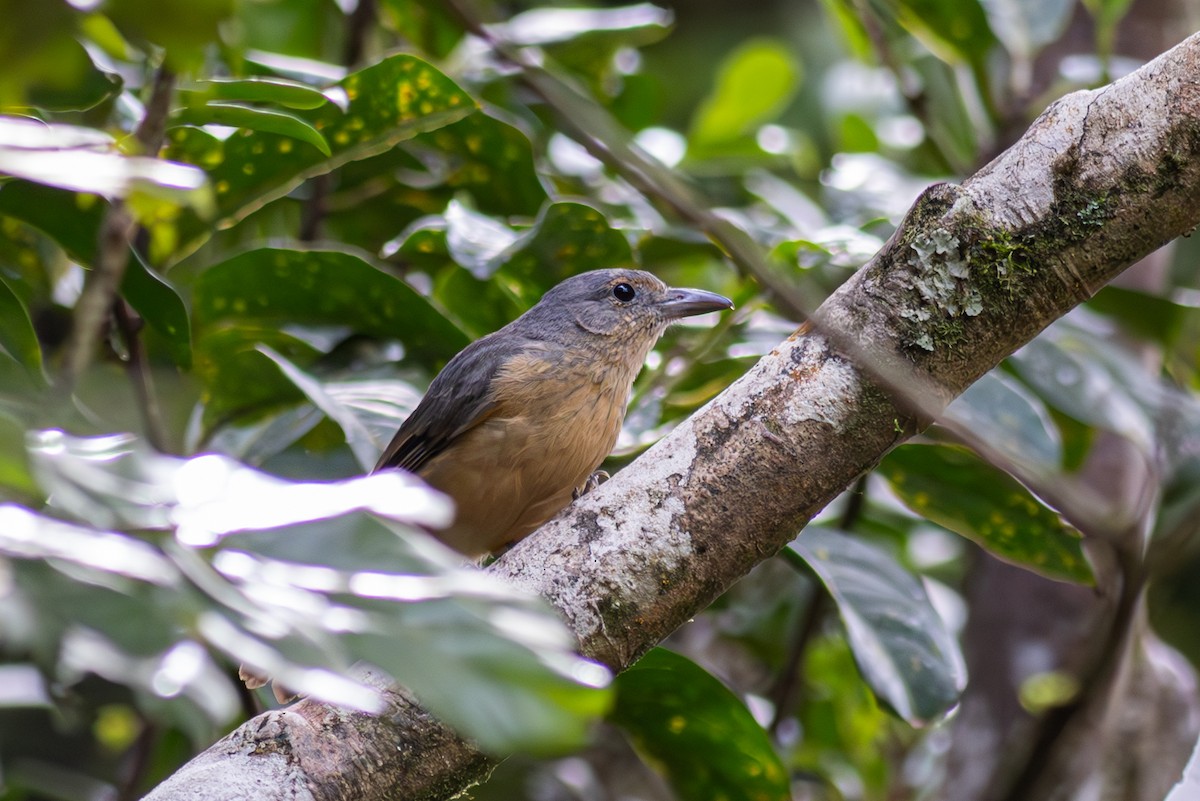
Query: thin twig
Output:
[[112, 297, 169, 451], [768, 475, 869, 733], [60, 66, 176, 393], [299, 0, 377, 242]]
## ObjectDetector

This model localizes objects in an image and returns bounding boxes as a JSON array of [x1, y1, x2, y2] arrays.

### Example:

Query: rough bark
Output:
[[143, 32, 1200, 801]]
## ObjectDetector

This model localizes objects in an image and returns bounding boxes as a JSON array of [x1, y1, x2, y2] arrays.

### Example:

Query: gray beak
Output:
[[658, 287, 734, 320]]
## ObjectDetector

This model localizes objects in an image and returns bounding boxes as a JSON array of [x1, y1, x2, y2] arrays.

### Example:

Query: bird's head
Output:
[[526, 269, 733, 342]]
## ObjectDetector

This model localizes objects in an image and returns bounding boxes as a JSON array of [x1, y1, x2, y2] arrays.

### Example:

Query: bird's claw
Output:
[[573, 470, 610, 500]]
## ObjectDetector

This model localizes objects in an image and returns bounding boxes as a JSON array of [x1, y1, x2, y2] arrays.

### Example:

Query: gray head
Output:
[[514, 269, 733, 343]]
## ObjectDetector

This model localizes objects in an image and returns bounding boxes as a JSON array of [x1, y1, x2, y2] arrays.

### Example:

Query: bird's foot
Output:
[[573, 470, 610, 500]]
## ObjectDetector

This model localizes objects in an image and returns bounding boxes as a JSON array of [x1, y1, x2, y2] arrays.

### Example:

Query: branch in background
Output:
[[112, 298, 169, 451], [142, 33, 1200, 801], [299, 0, 378, 243], [768, 474, 867, 734], [60, 66, 176, 394]]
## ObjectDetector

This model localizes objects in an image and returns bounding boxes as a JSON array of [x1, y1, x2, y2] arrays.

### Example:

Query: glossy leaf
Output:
[[192, 247, 469, 363], [944, 369, 1062, 474], [180, 77, 331, 110], [1010, 328, 1154, 451], [0, 273, 43, 378], [121, 251, 192, 368], [610, 648, 790, 801], [878, 443, 1094, 584], [257, 345, 378, 471], [24, 431, 612, 754], [172, 103, 331, 156], [163, 54, 477, 260], [789, 528, 965, 725], [0, 117, 209, 205]]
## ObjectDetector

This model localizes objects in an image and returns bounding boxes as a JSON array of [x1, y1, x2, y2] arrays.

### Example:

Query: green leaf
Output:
[[173, 103, 331, 156], [0, 1, 121, 110], [104, 0, 236, 72], [945, 369, 1062, 473], [192, 246, 469, 364], [878, 443, 1094, 584], [0, 273, 44, 379], [194, 327, 319, 427], [893, 0, 998, 69], [163, 54, 477, 261], [1009, 330, 1154, 451], [25, 431, 612, 755], [610, 648, 790, 801], [121, 251, 192, 368], [181, 77, 331, 109], [257, 345, 378, 471], [980, 0, 1076, 60], [378, 0, 465, 58], [0, 181, 107, 266], [395, 200, 631, 293], [500, 202, 634, 295], [689, 39, 801, 148], [1086, 285, 1190, 347], [401, 111, 548, 217], [789, 528, 965, 725]]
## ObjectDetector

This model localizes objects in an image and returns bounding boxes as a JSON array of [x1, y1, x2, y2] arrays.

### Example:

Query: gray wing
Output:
[[373, 332, 527, 475]]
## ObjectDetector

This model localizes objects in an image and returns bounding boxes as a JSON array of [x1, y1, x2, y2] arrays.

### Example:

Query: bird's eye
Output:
[[612, 283, 636, 302]]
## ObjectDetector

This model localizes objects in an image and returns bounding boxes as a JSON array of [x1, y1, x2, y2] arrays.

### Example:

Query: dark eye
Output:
[[612, 283, 636, 302]]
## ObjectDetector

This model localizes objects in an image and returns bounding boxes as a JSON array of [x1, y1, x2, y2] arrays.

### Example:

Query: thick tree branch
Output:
[[143, 32, 1200, 801]]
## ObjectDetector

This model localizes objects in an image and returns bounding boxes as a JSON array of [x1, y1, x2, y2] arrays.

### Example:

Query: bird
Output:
[[373, 268, 733, 558]]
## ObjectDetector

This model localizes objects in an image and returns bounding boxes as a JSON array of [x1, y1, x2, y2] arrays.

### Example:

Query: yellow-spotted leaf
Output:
[[878, 443, 1093, 584], [163, 54, 477, 262], [610, 648, 790, 801]]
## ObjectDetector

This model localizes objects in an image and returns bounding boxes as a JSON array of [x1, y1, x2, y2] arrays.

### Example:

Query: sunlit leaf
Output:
[[24, 430, 611, 753], [789, 528, 965, 725], [878, 443, 1094, 584], [610, 648, 790, 801], [0, 117, 210, 205]]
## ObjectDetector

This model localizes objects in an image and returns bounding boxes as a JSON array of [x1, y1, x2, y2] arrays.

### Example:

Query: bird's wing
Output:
[[373, 333, 527, 475]]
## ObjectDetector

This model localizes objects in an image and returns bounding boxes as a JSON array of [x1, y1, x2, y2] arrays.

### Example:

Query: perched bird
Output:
[[374, 268, 733, 557]]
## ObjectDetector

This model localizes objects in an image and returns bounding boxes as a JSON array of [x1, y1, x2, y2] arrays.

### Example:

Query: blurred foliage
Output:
[[1, 0, 1198, 799]]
